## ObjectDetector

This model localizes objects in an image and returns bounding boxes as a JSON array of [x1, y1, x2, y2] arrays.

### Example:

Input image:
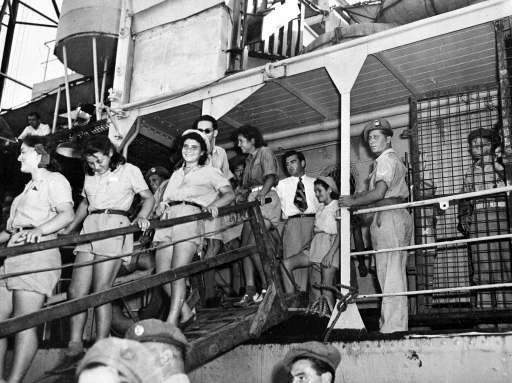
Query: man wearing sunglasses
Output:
[[193, 115, 236, 306], [193, 115, 233, 180]]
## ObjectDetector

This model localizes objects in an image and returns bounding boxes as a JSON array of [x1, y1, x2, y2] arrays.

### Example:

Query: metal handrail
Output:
[[352, 186, 512, 215]]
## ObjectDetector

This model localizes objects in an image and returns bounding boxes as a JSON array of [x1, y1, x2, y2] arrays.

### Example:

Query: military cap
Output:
[[362, 118, 393, 142], [316, 176, 339, 194], [125, 319, 190, 353], [282, 341, 341, 372], [467, 128, 500, 148], [145, 166, 171, 180], [76, 337, 163, 383]]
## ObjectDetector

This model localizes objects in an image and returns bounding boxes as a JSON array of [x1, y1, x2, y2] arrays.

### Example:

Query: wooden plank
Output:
[[0, 246, 256, 337], [185, 293, 299, 372], [45, 269, 155, 306], [249, 282, 277, 337]]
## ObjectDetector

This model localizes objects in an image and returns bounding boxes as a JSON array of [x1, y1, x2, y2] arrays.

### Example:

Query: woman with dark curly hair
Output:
[[154, 130, 234, 326], [0, 135, 74, 383], [234, 125, 281, 307], [57, 135, 154, 366]]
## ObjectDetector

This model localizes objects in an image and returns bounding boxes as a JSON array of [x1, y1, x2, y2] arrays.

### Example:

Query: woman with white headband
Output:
[[153, 129, 234, 327]]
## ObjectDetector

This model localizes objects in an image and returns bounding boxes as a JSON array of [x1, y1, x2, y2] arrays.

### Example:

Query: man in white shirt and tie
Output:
[[18, 112, 50, 140], [276, 150, 320, 291]]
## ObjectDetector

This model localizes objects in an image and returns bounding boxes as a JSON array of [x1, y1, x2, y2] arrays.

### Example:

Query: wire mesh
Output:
[[411, 85, 512, 317]]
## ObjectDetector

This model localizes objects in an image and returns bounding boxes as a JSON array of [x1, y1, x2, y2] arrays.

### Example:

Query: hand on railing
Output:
[[132, 216, 150, 231], [338, 195, 355, 208], [9, 228, 43, 245], [203, 206, 219, 218]]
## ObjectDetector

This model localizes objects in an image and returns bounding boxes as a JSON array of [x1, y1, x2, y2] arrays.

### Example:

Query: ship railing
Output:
[[349, 186, 512, 303]]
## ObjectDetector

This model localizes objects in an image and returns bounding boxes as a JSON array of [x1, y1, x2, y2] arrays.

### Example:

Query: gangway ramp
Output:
[[0, 202, 300, 378]]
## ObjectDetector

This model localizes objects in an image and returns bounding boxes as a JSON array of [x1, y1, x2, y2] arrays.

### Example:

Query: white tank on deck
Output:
[[54, 0, 122, 76]]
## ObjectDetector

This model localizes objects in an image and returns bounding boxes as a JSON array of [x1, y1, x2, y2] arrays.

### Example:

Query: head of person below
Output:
[[76, 319, 190, 383], [282, 341, 341, 383], [338, 118, 396, 209], [145, 166, 171, 193]]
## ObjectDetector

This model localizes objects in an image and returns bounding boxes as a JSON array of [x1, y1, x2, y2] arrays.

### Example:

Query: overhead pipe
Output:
[[220, 88, 498, 151]]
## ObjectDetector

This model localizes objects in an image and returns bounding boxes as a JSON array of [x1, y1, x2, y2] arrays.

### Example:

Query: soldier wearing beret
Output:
[[459, 127, 511, 309], [282, 341, 341, 383], [145, 166, 171, 219], [339, 118, 412, 333]]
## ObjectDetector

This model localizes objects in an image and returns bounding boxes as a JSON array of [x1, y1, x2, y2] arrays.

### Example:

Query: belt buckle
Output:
[[105, 208, 111, 214]]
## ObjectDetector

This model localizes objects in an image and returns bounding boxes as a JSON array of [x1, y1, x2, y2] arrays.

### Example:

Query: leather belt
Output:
[[475, 201, 507, 209], [90, 209, 130, 216], [166, 200, 203, 210], [287, 213, 315, 219]]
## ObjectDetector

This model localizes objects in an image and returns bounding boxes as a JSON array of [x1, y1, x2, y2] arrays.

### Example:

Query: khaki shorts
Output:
[[0, 262, 60, 298], [153, 203, 203, 246], [1, 234, 61, 297], [75, 213, 133, 263]]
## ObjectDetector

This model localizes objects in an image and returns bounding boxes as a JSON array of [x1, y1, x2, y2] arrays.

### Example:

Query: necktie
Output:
[[294, 177, 308, 212]]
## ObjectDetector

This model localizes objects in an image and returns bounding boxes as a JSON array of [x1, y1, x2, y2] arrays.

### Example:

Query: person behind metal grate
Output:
[[339, 118, 412, 333], [458, 127, 512, 310]]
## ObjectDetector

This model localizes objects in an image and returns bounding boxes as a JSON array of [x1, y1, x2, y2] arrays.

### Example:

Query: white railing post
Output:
[[325, 46, 367, 330]]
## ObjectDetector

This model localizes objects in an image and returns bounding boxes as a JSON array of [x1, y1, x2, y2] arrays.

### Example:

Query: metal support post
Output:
[[52, 87, 61, 133], [62, 45, 73, 129], [100, 57, 109, 112], [325, 47, 367, 330], [92, 37, 101, 121], [0, 0, 19, 105]]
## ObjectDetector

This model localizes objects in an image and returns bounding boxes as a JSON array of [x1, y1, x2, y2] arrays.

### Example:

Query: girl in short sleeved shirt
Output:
[[235, 125, 281, 306], [60, 136, 154, 360], [282, 177, 340, 311], [154, 129, 234, 326]]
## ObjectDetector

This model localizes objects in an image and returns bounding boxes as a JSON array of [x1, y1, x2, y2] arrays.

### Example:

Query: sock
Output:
[[246, 285, 256, 297]]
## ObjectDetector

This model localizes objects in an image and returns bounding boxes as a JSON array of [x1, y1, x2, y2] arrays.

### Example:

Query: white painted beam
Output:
[[325, 45, 367, 330]]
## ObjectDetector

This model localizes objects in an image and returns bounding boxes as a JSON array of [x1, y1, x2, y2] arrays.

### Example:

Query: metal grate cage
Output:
[[409, 86, 512, 318]]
